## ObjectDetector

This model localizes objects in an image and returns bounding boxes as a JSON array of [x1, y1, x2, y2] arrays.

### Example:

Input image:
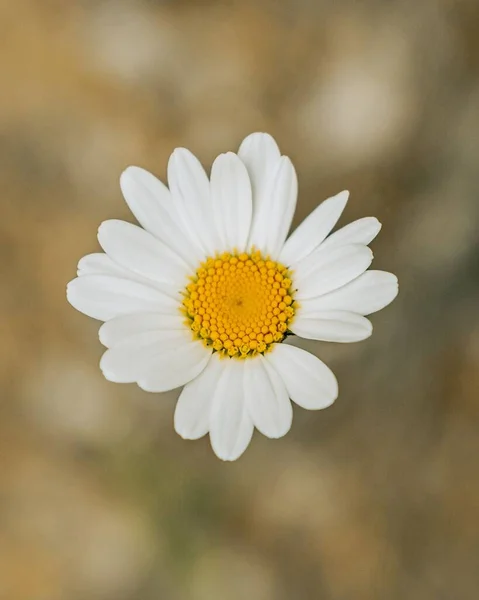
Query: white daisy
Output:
[[67, 132, 398, 461]]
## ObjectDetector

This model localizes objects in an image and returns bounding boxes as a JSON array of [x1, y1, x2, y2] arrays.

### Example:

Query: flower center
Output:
[[182, 251, 296, 358]]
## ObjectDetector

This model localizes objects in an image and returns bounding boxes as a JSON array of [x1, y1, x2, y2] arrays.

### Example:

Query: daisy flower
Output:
[[67, 133, 398, 461]]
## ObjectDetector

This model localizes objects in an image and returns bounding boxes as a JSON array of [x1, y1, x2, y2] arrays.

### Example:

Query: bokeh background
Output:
[[1, 0, 479, 598]]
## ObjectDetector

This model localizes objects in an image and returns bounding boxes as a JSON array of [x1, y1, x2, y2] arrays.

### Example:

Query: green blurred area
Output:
[[1, 0, 479, 598]]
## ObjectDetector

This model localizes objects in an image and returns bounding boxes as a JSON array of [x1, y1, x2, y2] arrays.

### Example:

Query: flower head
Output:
[[67, 133, 398, 460]]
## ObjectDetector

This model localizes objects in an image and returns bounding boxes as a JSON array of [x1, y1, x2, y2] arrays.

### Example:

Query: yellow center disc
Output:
[[182, 251, 296, 358]]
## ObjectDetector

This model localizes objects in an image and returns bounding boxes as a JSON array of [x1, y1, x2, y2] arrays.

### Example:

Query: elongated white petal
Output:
[[99, 312, 185, 347], [294, 244, 373, 300], [138, 339, 211, 393], [298, 270, 399, 316], [244, 356, 292, 438], [238, 132, 281, 219], [248, 156, 298, 258], [210, 152, 252, 252], [120, 166, 200, 267], [100, 330, 188, 383], [266, 344, 338, 410], [98, 220, 188, 286], [209, 359, 254, 461], [168, 148, 217, 256], [280, 191, 349, 266], [77, 252, 181, 299], [77, 253, 126, 277], [291, 310, 373, 342], [174, 353, 224, 440], [320, 217, 382, 251], [67, 275, 177, 321]]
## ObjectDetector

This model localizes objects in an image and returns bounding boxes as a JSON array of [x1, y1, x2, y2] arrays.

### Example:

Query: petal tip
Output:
[[66, 278, 75, 300], [120, 165, 136, 180]]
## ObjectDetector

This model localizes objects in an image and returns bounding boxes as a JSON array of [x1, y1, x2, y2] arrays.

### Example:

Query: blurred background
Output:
[[1, 0, 479, 598]]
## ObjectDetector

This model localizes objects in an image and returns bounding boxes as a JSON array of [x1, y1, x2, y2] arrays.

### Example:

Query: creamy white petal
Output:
[[99, 312, 185, 348], [238, 132, 281, 220], [294, 244, 373, 300], [168, 148, 217, 256], [298, 270, 399, 316], [244, 356, 292, 439], [100, 330, 188, 383], [291, 310, 373, 342], [67, 275, 177, 321], [320, 217, 382, 251], [98, 220, 188, 286], [209, 359, 254, 461], [138, 339, 211, 393], [120, 166, 200, 267], [77, 252, 181, 299], [210, 152, 252, 252], [248, 156, 298, 258], [265, 344, 338, 410], [174, 353, 224, 440], [280, 191, 349, 266], [77, 253, 128, 277]]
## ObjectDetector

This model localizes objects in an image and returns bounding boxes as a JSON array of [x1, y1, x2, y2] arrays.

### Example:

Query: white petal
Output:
[[77, 252, 181, 299], [209, 359, 254, 461], [100, 330, 188, 383], [174, 353, 224, 440], [120, 166, 200, 267], [101, 328, 210, 390], [265, 344, 338, 410], [244, 356, 292, 439], [138, 339, 211, 393], [98, 220, 188, 286], [248, 156, 298, 258], [99, 312, 185, 347], [294, 244, 373, 300], [291, 310, 373, 342], [280, 191, 349, 266], [67, 275, 177, 321], [298, 270, 399, 316], [167, 148, 217, 256], [210, 152, 252, 252], [77, 253, 127, 277], [238, 132, 281, 215], [320, 217, 382, 250]]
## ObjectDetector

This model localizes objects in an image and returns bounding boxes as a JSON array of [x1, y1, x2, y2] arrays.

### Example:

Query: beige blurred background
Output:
[[1, 0, 479, 598]]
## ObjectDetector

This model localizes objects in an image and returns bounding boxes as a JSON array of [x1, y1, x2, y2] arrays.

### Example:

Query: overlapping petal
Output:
[[294, 244, 373, 300], [67, 275, 178, 321], [244, 356, 293, 438], [297, 270, 398, 316], [210, 152, 252, 252], [238, 132, 281, 218], [209, 358, 254, 461], [290, 310, 373, 342], [120, 166, 200, 267], [266, 344, 338, 410], [100, 328, 211, 391], [99, 312, 186, 348], [98, 220, 189, 288], [320, 216, 381, 250], [174, 353, 225, 440], [247, 156, 298, 258], [138, 340, 211, 393], [280, 191, 349, 266], [239, 133, 297, 258], [168, 148, 217, 257]]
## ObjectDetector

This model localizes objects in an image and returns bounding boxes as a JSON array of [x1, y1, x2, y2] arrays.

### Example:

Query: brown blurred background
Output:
[[1, 0, 479, 598]]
